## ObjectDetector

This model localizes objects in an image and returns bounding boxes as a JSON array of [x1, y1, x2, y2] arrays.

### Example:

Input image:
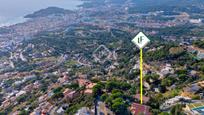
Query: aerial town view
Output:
[[0, 0, 204, 115]]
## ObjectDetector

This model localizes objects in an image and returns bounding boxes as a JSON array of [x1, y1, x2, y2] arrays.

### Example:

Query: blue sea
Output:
[[0, 0, 83, 27]]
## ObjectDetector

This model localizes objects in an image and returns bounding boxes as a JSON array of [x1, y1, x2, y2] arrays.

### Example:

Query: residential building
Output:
[[160, 96, 191, 110], [130, 103, 151, 115], [97, 101, 114, 115], [76, 107, 94, 115]]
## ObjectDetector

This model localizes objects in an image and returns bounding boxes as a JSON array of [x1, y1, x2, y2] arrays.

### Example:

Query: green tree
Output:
[[19, 110, 29, 115], [105, 97, 113, 107], [65, 83, 79, 89], [201, 65, 204, 72], [148, 93, 164, 108], [100, 93, 108, 101], [151, 109, 161, 115], [51, 92, 64, 99], [120, 82, 131, 90], [0, 94, 3, 104], [176, 70, 187, 75], [112, 98, 123, 103], [144, 74, 159, 82], [193, 40, 204, 49], [0, 112, 6, 115], [53, 87, 63, 94], [111, 98, 128, 115], [130, 85, 137, 95], [128, 69, 140, 80], [178, 74, 188, 82], [16, 94, 28, 103], [159, 112, 170, 115], [111, 89, 122, 94], [93, 84, 103, 97], [170, 104, 185, 115], [110, 92, 124, 99], [161, 77, 175, 87], [105, 81, 119, 92]]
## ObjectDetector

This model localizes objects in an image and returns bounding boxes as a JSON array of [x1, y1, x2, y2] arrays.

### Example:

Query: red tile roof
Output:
[[130, 103, 151, 115]]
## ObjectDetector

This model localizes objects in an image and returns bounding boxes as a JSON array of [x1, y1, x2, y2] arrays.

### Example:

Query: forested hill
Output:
[[24, 7, 74, 18]]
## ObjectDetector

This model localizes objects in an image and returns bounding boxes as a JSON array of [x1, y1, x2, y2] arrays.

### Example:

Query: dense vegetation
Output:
[[193, 40, 204, 49], [25, 7, 74, 18], [93, 80, 133, 115]]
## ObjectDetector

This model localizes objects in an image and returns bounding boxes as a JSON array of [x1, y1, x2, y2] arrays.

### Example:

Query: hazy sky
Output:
[[0, 0, 82, 26]]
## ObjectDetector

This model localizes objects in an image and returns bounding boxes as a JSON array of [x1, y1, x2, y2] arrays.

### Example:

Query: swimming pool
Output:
[[192, 106, 204, 115]]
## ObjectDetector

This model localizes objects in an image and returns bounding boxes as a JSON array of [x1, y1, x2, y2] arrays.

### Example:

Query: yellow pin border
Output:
[[140, 48, 143, 104]]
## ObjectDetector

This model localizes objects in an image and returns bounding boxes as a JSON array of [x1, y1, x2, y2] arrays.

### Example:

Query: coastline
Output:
[[0, 17, 28, 27], [0, 0, 83, 28]]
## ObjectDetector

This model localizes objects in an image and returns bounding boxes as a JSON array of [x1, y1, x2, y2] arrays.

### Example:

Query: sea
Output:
[[0, 0, 83, 27]]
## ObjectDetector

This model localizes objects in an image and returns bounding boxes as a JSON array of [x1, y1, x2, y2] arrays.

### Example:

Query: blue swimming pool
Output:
[[192, 106, 204, 115]]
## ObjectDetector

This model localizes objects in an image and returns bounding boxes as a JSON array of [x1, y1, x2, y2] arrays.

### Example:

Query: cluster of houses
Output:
[[0, 60, 14, 72], [160, 96, 191, 110], [77, 77, 96, 95], [75, 101, 114, 115], [0, 74, 39, 109], [181, 81, 204, 99], [188, 46, 204, 60], [93, 45, 117, 64], [13, 74, 37, 86], [0, 90, 26, 109], [159, 80, 204, 114], [29, 73, 97, 115], [31, 101, 53, 115]]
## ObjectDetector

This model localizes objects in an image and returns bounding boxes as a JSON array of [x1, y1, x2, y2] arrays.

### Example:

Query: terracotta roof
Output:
[[86, 83, 96, 89], [63, 88, 72, 95], [130, 103, 151, 115], [84, 89, 93, 94], [77, 79, 89, 86]]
